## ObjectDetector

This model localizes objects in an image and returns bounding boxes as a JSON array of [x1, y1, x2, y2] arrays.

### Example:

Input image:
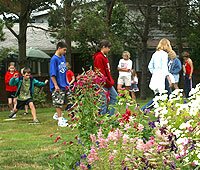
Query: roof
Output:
[[0, 23, 56, 53]]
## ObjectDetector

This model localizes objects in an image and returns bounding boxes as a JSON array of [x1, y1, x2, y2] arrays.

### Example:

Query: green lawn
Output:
[[0, 108, 76, 170], [0, 98, 150, 170]]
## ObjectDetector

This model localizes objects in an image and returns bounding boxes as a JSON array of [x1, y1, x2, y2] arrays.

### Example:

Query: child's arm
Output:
[[9, 73, 19, 86], [33, 79, 48, 87]]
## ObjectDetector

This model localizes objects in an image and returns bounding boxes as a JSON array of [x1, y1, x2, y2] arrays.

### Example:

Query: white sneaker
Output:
[[58, 119, 68, 127], [53, 112, 64, 120]]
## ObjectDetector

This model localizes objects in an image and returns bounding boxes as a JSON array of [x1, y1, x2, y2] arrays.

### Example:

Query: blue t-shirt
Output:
[[49, 55, 69, 92]]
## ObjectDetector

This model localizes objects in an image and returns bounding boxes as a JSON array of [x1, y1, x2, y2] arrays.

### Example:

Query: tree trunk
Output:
[[18, 2, 30, 68], [139, 2, 151, 99], [176, 0, 183, 56], [140, 40, 148, 99], [106, 0, 116, 27], [64, 0, 73, 64]]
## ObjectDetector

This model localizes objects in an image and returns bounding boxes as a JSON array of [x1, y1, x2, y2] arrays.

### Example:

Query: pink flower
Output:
[[138, 123, 144, 132], [80, 162, 88, 170], [98, 138, 108, 148], [122, 134, 129, 144], [87, 147, 99, 164], [90, 134, 96, 143], [97, 128, 103, 139], [136, 139, 145, 151], [109, 155, 115, 162]]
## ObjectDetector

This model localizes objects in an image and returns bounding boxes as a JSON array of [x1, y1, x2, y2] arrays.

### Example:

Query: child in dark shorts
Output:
[[9, 67, 48, 124], [4, 62, 19, 114]]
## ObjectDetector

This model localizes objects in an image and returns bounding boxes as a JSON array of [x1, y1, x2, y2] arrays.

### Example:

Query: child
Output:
[[21, 67, 29, 115], [117, 51, 133, 91], [50, 42, 69, 127], [4, 62, 19, 115], [66, 62, 75, 86], [182, 51, 194, 98], [93, 39, 118, 115], [8, 67, 48, 124], [168, 50, 182, 89], [130, 69, 139, 100]]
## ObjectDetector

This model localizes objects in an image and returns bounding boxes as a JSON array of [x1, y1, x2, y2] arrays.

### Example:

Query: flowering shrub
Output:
[[75, 85, 200, 169], [51, 68, 200, 169], [153, 85, 200, 168], [67, 69, 107, 144]]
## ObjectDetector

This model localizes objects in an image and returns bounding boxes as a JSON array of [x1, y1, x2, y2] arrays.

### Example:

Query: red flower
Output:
[[49, 134, 53, 138], [122, 109, 131, 122]]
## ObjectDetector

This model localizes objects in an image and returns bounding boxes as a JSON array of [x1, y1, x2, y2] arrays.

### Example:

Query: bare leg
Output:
[[56, 107, 62, 118], [25, 105, 29, 113], [117, 84, 123, 92], [174, 83, 179, 89], [29, 102, 37, 120], [131, 91, 136, 100], [8, 98, 13, 111], [13, 97, 17, 111]]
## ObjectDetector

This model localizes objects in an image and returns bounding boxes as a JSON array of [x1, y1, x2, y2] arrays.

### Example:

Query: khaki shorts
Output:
[[52, 90, 66, 108], [117, 75, 131, 86]]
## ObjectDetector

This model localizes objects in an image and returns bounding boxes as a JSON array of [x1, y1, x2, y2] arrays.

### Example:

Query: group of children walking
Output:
[[4, 39, 194, 126]]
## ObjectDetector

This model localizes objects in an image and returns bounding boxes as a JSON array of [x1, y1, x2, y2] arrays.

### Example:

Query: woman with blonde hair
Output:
[[141, 38, 173, 111], [168, 50, 182, 89]]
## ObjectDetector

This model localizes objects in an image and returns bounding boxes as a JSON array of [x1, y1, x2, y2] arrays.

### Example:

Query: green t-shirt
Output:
[[18, 78, 31, 101]]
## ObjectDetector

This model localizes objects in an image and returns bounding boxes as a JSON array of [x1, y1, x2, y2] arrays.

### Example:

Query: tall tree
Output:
[[125, 0, 163, 99], [160, 0, 191, 55], [187, 0, 200, 67], [0, 0, 54, 67], [48, 0, 86, 63], [0, 19, 5, 41]]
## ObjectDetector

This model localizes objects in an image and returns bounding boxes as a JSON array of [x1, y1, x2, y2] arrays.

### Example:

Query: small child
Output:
[[66, 62, 75, 86], [8, 67, 48, 124], [117, 51, 133, 91], [129, 69, 139, 100], [4, 62, 19, 114]]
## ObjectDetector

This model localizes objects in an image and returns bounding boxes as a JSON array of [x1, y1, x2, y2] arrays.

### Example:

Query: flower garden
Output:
[[51, 69, 200, 170]]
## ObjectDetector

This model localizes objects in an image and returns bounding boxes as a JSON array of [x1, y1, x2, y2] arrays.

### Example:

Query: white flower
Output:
[[179, 121, 192, 129], [193, 160, 200, 166], [176, 137, 189, 145], [197, 153, 200, 159], [159, 118, 168, 127], [173, 129, 182, 138]]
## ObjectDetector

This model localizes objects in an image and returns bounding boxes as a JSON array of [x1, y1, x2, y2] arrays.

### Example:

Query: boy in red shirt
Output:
[[93, 39, 118, 115]]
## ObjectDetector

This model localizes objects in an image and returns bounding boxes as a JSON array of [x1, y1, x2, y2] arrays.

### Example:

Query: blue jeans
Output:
[[141, 93, 160, 111], [99, 86, 118, 115]]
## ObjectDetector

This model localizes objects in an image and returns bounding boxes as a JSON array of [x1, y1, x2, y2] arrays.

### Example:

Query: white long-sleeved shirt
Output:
[[148, 50, 170, 93]]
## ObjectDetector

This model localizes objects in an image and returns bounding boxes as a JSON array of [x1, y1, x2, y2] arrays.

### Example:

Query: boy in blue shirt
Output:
[[9, 67, 48, 124], [50, 41, 69, 127]]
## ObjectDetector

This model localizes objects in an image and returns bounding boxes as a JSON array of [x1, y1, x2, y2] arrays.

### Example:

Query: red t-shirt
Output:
[[4, 71, 19, 92], [66, 70, 74, 83]]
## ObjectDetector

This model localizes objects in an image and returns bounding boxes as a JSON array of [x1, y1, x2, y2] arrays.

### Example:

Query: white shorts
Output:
[[117, 75, 131, 86], [173, 74, 180, 83]]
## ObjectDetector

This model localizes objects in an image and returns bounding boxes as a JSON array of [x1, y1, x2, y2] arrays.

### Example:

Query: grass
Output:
[[0, 107, 76, 170], [0, 98, 150, 170]]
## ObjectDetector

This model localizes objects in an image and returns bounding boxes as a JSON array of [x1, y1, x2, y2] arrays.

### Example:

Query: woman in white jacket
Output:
[[141, 38, 173, 111]]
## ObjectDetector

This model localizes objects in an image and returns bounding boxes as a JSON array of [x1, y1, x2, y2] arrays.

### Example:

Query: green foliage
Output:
[[0, 47, 16, 62], [33, 87, 47, 107]]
